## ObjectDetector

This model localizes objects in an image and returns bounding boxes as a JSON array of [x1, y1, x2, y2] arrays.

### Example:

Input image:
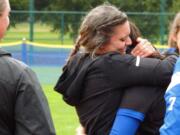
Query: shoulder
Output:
[[1, 56, 30, 72], [103, 52, 134, 61], [0, 55, 33, 84], [94, 52, 136, 67]]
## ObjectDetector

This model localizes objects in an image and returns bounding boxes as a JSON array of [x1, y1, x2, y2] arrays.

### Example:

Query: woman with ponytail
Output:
[[55, 4, 177, 135]]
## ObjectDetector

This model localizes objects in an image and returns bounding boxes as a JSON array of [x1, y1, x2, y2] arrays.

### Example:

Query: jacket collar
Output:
[[0, 48, 11, 57]]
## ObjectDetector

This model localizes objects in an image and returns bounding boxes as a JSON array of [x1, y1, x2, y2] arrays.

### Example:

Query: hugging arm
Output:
[[109, 109, 144, 135], [104, 53, 177, 88], [110, 86, 164, 135]]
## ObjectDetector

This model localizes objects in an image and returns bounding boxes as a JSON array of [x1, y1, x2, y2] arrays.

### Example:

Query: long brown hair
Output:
[[66, 4, 128, 65], [125, 21, 141, 54], [168, 12, 180, 51], [129, 21, 141, 45]]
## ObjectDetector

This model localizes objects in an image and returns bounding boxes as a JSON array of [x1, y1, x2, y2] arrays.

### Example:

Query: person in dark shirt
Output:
[[109, 21, 166, 135], [76, 21, 168, 135], [0, 0, 56, 134], [55, 4, 177, 135]]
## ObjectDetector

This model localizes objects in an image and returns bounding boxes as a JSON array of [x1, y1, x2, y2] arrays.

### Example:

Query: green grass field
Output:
[[43, 84, 79, 135], [31, 66, 79, 135], [3, 23, 74, 45]]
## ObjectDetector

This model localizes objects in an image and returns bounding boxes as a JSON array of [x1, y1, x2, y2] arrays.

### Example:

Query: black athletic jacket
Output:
[[0, 49, 55, 135], [55, 52, 177, 135]]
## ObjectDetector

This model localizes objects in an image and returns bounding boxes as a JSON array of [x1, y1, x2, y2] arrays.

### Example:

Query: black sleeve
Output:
[[14, 67, 56, 135], [119, 86, 164, 114], [104, 53, 177, 87]]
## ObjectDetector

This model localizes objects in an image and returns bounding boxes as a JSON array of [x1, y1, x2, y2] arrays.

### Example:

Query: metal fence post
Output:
[[29, 0, 34, 66], [160, 0, 167, 45], [29, 0, 34, 42], [21, 38, 27, 64], [60, 13, 64, 45]]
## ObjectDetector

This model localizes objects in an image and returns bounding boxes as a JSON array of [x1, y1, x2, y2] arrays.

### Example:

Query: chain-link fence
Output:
[[5, 10, 175, 45]]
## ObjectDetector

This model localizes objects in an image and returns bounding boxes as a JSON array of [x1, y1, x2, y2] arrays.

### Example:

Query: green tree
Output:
[[44, 0, 110, 40], [170, 0, 180, 12], [10, 0, 29, 27], [10, 0, 29, 10], [10, 0, 176, 43], [35, 0, 51, 10], [44, 0, 174, 43]]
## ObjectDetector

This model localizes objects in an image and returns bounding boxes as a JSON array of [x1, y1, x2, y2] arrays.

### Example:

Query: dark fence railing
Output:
[[6, 10, 176, 45]]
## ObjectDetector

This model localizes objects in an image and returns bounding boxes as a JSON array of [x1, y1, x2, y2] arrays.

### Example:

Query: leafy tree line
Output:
[[10, 0, 180, 43]]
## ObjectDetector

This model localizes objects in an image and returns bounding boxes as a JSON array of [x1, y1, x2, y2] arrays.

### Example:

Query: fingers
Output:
[[131, 38, 156, 57], [76, 125, 86, 135], [131, 39, 147, 54]]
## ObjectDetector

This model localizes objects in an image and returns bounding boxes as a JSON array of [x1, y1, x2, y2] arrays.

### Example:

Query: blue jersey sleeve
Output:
[[109, 108, 145, 135]]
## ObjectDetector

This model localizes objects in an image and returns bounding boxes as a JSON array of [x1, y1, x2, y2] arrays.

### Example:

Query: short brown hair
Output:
[[168, 12, 180, 49], [0, 0, 6, 16]]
